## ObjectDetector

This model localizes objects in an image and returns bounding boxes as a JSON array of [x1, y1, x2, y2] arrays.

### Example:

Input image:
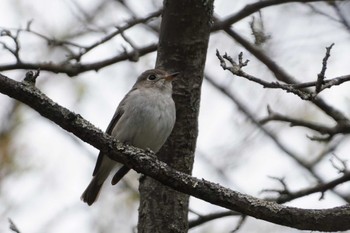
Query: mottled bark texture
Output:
[[137, 1, 214, 232]]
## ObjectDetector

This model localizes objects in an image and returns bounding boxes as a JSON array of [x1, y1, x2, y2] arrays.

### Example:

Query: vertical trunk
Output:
[[137, 0, 214, 232]]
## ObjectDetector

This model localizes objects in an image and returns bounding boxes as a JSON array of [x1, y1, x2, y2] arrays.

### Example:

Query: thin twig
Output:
[[264, 172, 350, 203], [216, 50, 315, 100], [189, 211, 240, 229], [260, 106, 335, 135], [231, 215, 247, 233], [0, 30, 21, 62], [118, 27, 140, 62], [330, 153, 348, 174], [8, 218, 21, 233], [310, 136, 346, 166], [316, 43, 334, 93], [69, 9, 161, 61]]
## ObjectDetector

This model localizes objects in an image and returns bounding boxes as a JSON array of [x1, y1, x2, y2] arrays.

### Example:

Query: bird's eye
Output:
[[147, 74, 157, 81]]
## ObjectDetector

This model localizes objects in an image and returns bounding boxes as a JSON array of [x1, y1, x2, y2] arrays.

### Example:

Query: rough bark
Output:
[[137, 1, 214, 232]]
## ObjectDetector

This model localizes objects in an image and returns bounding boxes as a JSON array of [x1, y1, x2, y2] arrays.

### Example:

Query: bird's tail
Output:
[[81, 176, 103, 206]]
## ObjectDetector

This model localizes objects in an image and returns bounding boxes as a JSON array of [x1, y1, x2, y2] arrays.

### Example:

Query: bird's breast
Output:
[[113, 90, 176, 152]]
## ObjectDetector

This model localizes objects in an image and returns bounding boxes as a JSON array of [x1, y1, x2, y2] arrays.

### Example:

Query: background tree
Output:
[[0, 0, 350, 232]]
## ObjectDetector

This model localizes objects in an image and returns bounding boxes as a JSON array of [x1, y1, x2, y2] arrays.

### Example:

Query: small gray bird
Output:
[[81, 69, 178, 205]]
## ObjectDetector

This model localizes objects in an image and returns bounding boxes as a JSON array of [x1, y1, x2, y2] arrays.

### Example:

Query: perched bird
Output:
[[81, 69, 178, 205]]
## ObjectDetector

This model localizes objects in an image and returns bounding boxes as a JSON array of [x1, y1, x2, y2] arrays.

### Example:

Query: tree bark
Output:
[[137, 1, 214, 232]]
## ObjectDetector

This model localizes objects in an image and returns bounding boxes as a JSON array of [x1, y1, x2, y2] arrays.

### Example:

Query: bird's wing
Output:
[[92, 108, 124, 176], [92, 88, 136, 176]]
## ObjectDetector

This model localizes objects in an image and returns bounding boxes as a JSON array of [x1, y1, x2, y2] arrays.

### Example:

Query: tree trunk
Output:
[[137, 0, 213, 232]]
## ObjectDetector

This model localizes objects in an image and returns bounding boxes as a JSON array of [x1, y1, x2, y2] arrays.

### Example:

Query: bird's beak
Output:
[[164, 72, 180, 81]]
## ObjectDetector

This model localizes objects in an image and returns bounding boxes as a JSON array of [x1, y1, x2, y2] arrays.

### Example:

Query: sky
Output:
[[0, 0, 350, 233]]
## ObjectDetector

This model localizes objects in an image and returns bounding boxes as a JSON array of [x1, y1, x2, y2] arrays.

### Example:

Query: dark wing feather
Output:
[[111, 166, 130, 185], [91, 89, 135, 176], [92, 107, 124, 176]]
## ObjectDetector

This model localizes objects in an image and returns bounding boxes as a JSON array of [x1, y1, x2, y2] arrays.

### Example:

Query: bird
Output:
[[81, 69, 179, 205]]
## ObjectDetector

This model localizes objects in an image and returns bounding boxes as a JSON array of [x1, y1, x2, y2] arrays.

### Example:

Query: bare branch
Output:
[[0, 43, 157, 76], [0, 9, 161, 72], [212, 0, 330, 31], [205, 73, 350, 203], [260, 106, 335, 135], [307, 134, 334, 142], [189, 211, 240, 229], [118, 27, 140, 62], [262, 176, 291, 196], [0, 30, 21, 62], [259, 103, 350, 141], [68, 9, 161, 61], [8, 218, 21, 233], [320, 74, 350, 90], [330, 154, 348, 174], [306, 3, 350, 32], [217, 48, 350, 104], [285, 74, 350, 91], [205, 74, 310, 168], [316, 43, 334, 93], [310, 136, 346, 166], [264, 172, 350, 203], [218, 27, 350, 124], [230, 215, 247, 233], [216, 50, 315, 100], [1, 72, 350, 231], [332, 2, 350, 31]]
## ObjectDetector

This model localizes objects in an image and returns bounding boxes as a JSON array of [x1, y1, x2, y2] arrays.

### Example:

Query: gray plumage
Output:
[[81, 69, 178, 205]]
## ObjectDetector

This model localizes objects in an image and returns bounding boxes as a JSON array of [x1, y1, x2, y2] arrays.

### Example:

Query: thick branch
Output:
[[1, 73, 350, 231]]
